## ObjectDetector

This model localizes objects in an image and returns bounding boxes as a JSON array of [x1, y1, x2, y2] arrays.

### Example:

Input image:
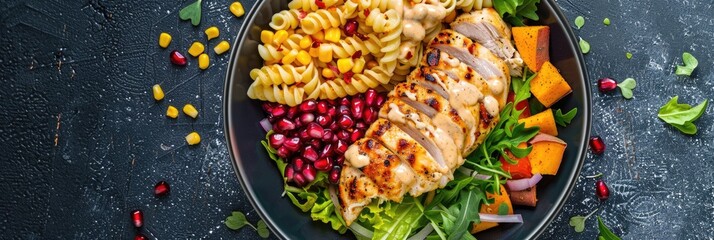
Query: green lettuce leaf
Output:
[[369, 197, 424, 240]]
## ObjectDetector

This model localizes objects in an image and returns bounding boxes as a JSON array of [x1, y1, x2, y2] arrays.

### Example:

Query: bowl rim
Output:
[[222, 0, 591, 239]]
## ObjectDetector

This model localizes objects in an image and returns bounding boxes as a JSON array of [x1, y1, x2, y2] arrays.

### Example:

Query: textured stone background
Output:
[[0, 0, 711, 239]]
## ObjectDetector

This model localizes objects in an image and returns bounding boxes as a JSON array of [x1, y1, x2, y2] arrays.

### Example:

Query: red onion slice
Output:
[[349, 221, 374, 239], [529, 133, 566, 146], [259, 118, 272, 132], [456, 167, 492, 180], [506, 174, 542, 191], [479, 213, 523, 223]]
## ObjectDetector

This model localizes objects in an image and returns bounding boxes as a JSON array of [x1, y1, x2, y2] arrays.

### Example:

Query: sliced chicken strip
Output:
[[366, 119, 444, 196], [337, 166, 379, 226], [390, 82, 468, 154], [451, 8, 524, 76], [379, 97, 463, 170], [344, 138, 416, 202]]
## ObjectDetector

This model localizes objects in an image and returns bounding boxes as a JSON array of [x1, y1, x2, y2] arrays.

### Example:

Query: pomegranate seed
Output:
[[351, 50, 362, 59], [340, 98, 351, 107], [298, 10, 308, 20], [135, 233, 148, 240], [276, 119, 296, 132], [309, 138, 322, 149], [330, 122, 341, 131], [320, 143, 334, 157], [131, 210, 144, 228], [351, 98, 364, 119], [316, 115, 332, 127], [350, 129, 363, 142], [287, 107, 298, 119], [363, 107, 376, 123], [307, 122, 324, 138], [597, 78, 618, 93], [317, 101, 329, 114], [332, 134, 338, 142], [299, 128, 310, 139], [293, 173, 306, 187], [262, 102, 275, 112], [595, 179, 610, 201], [328, 166, 341, 184], [300, 113, 315, 124], [154, 181, 170, 198], [327, 106, 337, 117], [314, 157, 333, 171], [344, 20, 358, 37], [284, 165, 295, 182], [355, 122, 367, 129], [338, 105, 350, 115], [269, 133, 286, 148], [302, 145, 319, 162], [337, 130, 350, 141], [299, 100, 317, 112], [335, 140, 348, 154], [338, 115, 354, 129], [363, 9, 370, 17], [589, 136, 606, 155], [271, 105, 287, 118], [169, 50, 187, 66], [303, 164, 317, 182], [276, 146, 290, 158], [322, 129, 334, 142], [283, 137, 301, 152], [365, 89, 377, 106], [314, 0, 325, 9], [335, 155, 345, 166], [343, 71, 354, 83], [293, 157, 306, 171], [375, 94, 386, 107]]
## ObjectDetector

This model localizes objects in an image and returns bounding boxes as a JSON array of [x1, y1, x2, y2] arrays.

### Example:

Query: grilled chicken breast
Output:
[[338, 21, 512, 225], [451, 8, 524, 76]]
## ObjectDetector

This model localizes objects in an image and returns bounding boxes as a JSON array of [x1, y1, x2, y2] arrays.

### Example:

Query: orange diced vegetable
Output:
[[518, 109, 558, 136], [509, 186, 537, 207], [512, 26, 550, 72], [471, 185, 513, 233], [528, 135, 567, 175], [529, 61, 572, 107]]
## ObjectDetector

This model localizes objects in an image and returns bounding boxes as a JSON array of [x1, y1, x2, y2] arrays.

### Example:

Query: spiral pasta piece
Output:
[[328, 35, 383, 59], [300, 4, 357, 35], [257, 44, 284, 62], [250, 64, 306, 86], [455, 0, 493, 12], [269, 9, 302, 31], [288, 0, 343, 12], [364, 9, 401, 33], [247, 83, 305, 107]]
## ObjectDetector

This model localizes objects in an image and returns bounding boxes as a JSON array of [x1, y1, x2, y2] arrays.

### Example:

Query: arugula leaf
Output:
[[675, 52, 698, 76], [446, 190, 483, 240], [179, 0, 203, 26], [574, 16, 585, 29], [657, 96, 708, 134], [617, 78, 636, 99], [579, 37, 590, 54], [555, 108, 578, 127], [225, 211, 249, 230], [597, 216, 622, 240], [286, 191, 318, 212], [493, 0, 541, 26]]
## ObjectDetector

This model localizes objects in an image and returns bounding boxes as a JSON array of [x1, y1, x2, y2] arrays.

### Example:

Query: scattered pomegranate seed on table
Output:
[[589, 136, 606, 155], [134, 233, 148, 240], [154, 181, 170, 198], [597, 78, 618, 93], [169, 50, 187, 66], [131, 210, 144, 228], [595, 179, 610, 201]]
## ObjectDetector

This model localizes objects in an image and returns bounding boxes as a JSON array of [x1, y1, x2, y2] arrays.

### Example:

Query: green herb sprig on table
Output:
[[657, 96, 708, 135], [568, 209, 597, 233], [179, 0, 203, 26], [225, 211, 270, 238], [617, 78, 636, 99], [493, 0, 541, 26], [597, 216, 622, 240], [574, 16, 585, 29], [675, 52, 698, 76]]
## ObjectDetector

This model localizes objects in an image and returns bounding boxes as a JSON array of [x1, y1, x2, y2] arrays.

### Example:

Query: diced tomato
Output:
[[507, 91, 531, 119], [500, 149, 532, 179]]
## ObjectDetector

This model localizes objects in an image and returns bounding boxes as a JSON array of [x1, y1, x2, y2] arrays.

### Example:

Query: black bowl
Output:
[[224, 0, 590, 239]]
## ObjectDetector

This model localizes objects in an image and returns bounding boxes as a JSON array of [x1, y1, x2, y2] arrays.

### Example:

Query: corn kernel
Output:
[[260, 30, 274, 45], [282, 49, 298, 65], [185, 132, 201, 145], [309, 47, 319, 58], [166, 105, 179, 118], [205, 26, 220, 40], [324, 28, 341, 43], [152, 84, 164, 101], [312, 31, 325, 42], [230, 1, 245, 17], [198, 53, 210, 70], [273, 30, 289, 45], [299, 37, 312, 49], [322, 68, 335, 78], [158, 32, 172, 48], [318, 44, 332, 63], [183, 104, 199, 118], [337, 58, 354, 73], [213, 41, 230, 55], [188, 42, 205, 57], [296, 50, 311, 65], [352, 58, 365, 73]]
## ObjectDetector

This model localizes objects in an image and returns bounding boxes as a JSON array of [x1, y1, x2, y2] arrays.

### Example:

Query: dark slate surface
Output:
[[0, 0, 711, 239]]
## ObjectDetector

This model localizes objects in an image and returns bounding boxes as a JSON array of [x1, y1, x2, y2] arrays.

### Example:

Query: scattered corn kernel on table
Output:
[[1, 0, 712, 239]]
